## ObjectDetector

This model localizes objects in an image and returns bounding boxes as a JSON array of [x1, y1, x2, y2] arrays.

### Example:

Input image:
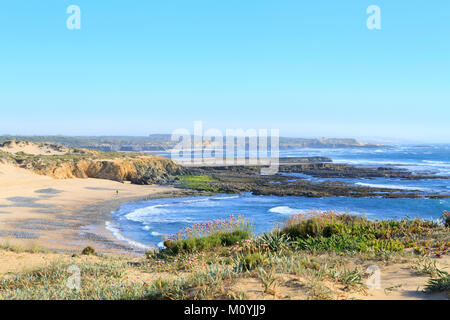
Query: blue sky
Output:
[[0, 1, 449, 142]]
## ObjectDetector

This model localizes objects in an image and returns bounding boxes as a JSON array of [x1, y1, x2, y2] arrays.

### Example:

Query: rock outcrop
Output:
[[0, 141, 185, 184], [26, 157, 183, 184]]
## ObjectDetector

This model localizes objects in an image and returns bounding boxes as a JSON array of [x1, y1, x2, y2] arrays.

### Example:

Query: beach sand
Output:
[[0, 163, 184, 254]]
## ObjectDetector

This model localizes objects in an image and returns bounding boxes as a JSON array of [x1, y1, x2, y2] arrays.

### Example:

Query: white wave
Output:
[[151, 231, 162, 236], [333, 159, 411, 166], [125, 205, 169, 222], [268, 206, 304, 215], [333, 158, 450, 176], [125, 198, 217, 222], [211, 195, 240, 200], [422, 160, 449, 165], [125, 205, 194, 224], [179, 198, 211, 204], [124, 197, 231, 224], [105, 221, 151, 251], [355, 182, 426, 191]]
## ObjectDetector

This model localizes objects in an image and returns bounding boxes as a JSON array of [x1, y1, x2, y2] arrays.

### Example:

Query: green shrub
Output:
[[220, 230, 251, 246], [322, 223, 346, 237], [256, 232, 292, 252], [163, 230, 251, 255], [282, 217, 325, 239], [295, 234, 404, 253], [281, 213, 370, 240], [162, 215, 253, 255], [81, 246, 95, 255], [424, 273, 450, 294], [241, 253, 264, 271]]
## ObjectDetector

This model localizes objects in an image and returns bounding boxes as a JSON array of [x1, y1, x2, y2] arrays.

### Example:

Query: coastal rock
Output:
[[30, 157, 185, 184], [0, 141, 185, 184], [186, 160, 450, 199]]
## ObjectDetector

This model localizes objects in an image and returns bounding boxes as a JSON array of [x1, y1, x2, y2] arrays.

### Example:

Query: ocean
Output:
[[108, 144, 450, 249]]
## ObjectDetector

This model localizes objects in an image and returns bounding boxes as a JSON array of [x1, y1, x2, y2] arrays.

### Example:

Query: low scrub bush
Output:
[[295, 234, 404, 253], [241, 252, 265, 271], [162, 215, 252, 254], [424, 272, 450, 294], [280, 211, 442, 253], [81, 246, 95, 255], [164, 230, 251, 254], [281, 211, 369, 239], [255, 232, 292, 253]]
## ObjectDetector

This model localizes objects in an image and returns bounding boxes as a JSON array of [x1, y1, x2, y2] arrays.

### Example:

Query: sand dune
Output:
[[0, 140, 69, 155]]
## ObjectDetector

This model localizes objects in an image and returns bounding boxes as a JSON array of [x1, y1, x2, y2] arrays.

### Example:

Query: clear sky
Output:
[[0, 1, 449, 142]]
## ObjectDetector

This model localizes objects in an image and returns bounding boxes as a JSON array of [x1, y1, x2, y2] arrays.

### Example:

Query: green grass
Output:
[[279, 212, 446, 255], [163, 230, 251, 255], [424, 273, 450, 294], [0, 241, 49, 254], [295, 234, 405, 253], [177, 175, 223, 192], [0, 261, 148, 300], [329, 267, 365, 289], [158, 215, 253, 255], [240, 252, 265, 271], [411, 257, 445, 277]]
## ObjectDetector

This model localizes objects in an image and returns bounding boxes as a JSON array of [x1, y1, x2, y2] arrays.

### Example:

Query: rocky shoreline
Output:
[[180, 157, 450, 199], [1, 142, 448, 201]]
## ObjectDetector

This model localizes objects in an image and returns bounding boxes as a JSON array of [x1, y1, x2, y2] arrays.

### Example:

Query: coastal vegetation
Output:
[[0, 136, 380, 153], [1, 211, 448, 300], [162, 215, 252, 254], [176, 175, 223, 193]]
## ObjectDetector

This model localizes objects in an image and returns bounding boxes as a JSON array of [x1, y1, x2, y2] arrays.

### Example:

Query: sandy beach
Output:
[[0, 163, 185, 254], [0, 161, 448, 300]]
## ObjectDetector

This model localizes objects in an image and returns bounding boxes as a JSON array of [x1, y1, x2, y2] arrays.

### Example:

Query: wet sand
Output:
[[0, 163, 193, 255]]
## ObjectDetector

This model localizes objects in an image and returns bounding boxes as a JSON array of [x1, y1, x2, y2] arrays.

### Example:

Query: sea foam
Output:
[[268, 206, 304, 215], [105, 221, 151, 251]]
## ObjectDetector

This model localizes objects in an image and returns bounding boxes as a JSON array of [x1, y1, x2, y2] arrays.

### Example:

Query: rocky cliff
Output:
[[0, 141, 185, 184]]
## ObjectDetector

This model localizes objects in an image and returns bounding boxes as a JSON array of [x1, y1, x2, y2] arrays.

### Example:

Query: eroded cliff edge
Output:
[[0, 141, 185, 184]]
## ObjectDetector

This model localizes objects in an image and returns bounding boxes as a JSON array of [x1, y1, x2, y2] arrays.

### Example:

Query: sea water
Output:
[[110, 145, 450, 249]]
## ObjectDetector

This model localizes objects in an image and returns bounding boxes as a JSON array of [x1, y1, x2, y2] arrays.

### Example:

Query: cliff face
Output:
[[0, 141, 185, 184], [27, 157, 184, 184]]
